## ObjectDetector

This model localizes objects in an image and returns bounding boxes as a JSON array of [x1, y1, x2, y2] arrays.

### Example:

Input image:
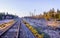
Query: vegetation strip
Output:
[[0, 20, 15, 30], [23, 20, 43, 38]]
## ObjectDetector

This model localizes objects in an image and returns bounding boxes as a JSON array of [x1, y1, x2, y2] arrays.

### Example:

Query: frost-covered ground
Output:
[[23, 18, 60, 38], [0, 19, 13, 24]]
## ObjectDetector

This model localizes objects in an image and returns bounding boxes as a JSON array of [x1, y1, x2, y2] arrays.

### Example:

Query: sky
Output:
[[0, 0, 60, 17]]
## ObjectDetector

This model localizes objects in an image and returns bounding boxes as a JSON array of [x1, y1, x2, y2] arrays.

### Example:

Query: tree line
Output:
[[0, 13, 18, 20], [43, 8, 60, 21]]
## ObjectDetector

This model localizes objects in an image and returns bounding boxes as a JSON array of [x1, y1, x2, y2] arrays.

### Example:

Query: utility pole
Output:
[[30, 12, 33, 16], [34, 9, 36, 15]]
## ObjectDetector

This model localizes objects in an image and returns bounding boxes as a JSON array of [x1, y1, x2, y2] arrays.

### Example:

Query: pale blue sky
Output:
[[0, 0, 60, 17]]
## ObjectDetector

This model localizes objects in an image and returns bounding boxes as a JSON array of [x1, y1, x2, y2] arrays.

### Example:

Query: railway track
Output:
[[19, 21, 35, 38], [0, 20, 20, 38], [0, 18, 38, 38]]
